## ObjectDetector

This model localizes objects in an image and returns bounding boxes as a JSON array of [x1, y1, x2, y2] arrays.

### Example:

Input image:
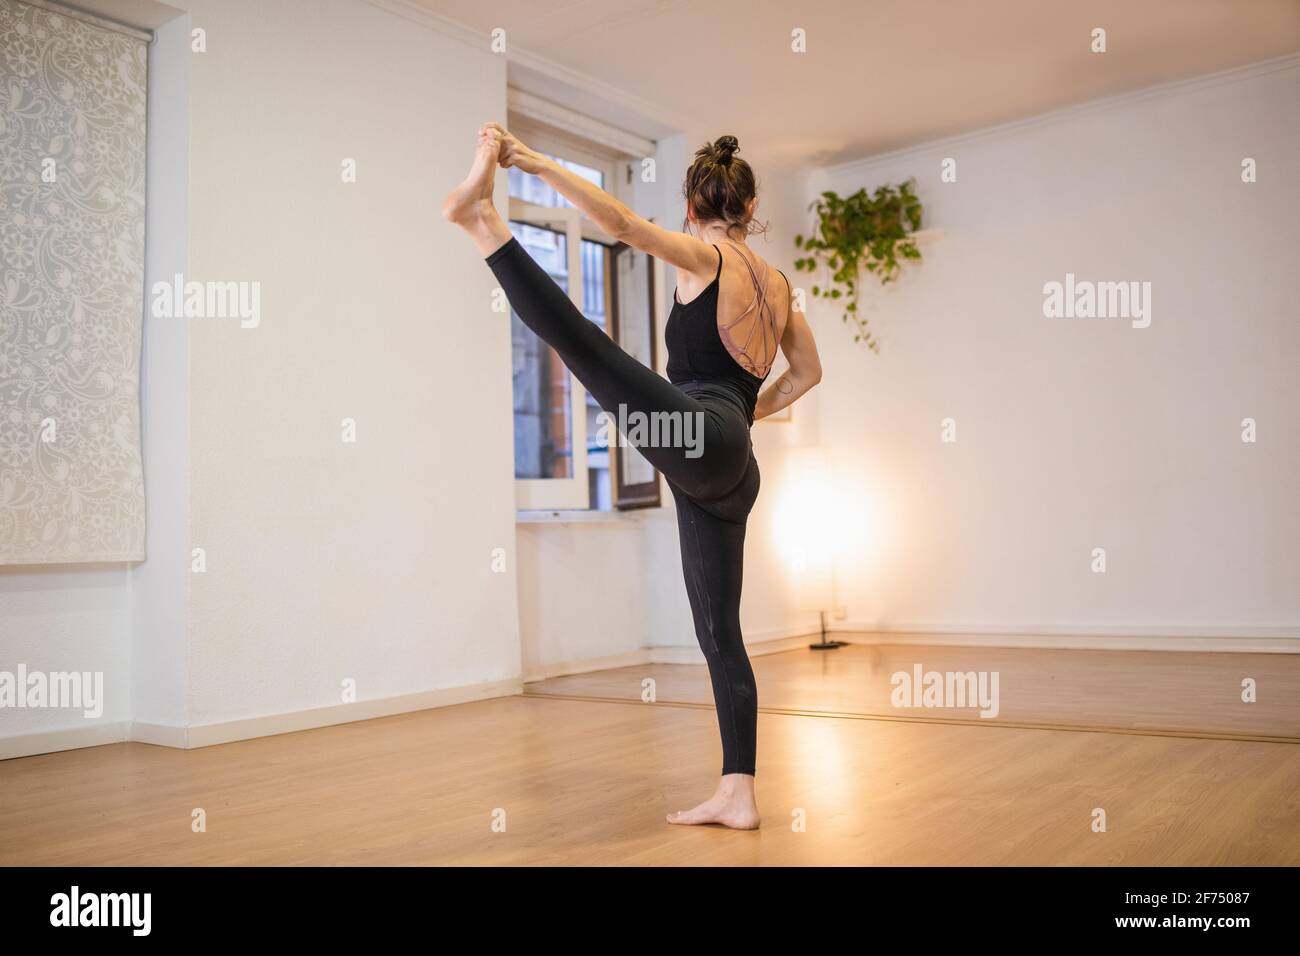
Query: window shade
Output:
[[0, 0, 148, 563]]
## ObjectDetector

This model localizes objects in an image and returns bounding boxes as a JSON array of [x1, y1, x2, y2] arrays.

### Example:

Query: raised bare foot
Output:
[[666, 774, 760, 829], [442, 123, 501, 226]]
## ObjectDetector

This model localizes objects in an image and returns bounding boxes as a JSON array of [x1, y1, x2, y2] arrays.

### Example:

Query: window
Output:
[[507, 157, 604, 211], [505, 120, 659, 513]]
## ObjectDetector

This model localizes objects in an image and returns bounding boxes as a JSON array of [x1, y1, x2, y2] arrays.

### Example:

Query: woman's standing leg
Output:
[[665, 456, 762, 829], [674, 490, 758, 774]]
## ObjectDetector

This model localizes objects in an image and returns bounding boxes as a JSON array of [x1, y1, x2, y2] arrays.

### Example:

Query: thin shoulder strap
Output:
[[722, 240, 767, 316], [777, 268, 792, 320], [719, 240, 780, 376], [711, 243, 723, 280]]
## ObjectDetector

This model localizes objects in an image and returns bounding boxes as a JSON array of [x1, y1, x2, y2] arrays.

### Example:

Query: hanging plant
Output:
[[793, 179, 924, 352]]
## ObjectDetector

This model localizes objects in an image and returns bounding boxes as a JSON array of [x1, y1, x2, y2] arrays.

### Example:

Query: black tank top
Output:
[[665, 244, 779, 426]]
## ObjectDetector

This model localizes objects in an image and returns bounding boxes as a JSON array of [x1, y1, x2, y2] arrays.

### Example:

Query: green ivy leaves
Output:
[[794, 179, 923, 352]]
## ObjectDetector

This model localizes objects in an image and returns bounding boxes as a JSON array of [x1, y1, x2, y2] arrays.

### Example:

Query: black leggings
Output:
[[487, 238, 759, 776]]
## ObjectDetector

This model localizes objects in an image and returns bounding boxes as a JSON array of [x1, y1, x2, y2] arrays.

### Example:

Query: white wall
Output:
[[0, 0, 815, 752], [0, 565, 131, 741], [0, 1, 189, 754], [516, 520, 645, 676], [809, 59, 1300, 638], [182, 0, 522, 726], [132, 9, 192, 736]]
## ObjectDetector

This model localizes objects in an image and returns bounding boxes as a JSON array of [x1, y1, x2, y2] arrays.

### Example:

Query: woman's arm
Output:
[[493, 124, 718, 280], [754, 304, 822, 420]]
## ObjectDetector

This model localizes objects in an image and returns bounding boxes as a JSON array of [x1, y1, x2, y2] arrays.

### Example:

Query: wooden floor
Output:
[[2, 673, 1299, 865], [529, 644, 1300, 740]]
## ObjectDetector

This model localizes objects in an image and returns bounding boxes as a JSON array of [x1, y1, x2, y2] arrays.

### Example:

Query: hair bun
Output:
[[713, 135, 739, 166]]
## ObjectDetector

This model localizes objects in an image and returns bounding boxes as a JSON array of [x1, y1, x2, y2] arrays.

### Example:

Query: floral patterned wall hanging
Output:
[[0, 0, 148, 563]]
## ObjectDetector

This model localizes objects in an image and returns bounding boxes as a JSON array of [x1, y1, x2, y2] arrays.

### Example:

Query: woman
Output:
[[444, 124, 822, 829]]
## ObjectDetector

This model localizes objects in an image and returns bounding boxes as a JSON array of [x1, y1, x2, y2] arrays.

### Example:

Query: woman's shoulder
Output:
[[720, 241, 789, 291]]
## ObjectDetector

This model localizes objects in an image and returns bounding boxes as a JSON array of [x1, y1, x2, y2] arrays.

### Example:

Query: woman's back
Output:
[[666, 241, 789, 421]]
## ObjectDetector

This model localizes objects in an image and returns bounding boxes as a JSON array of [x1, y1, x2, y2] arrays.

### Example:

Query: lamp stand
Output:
[[809, 610, 847, 650]]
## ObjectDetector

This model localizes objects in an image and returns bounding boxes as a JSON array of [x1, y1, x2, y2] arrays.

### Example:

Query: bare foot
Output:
[[442, 124, 501, 226], [667, 774, 760, 829]]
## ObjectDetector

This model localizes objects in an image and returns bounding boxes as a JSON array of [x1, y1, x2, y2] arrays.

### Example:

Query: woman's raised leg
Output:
[[444, 129, 740, 497], [442, 125, 513, 256]]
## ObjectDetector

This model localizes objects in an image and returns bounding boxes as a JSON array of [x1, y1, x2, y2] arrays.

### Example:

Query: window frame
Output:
[[607, 241, 661, 509], [506, 116, 661, 513], [508, 201, 593, 510]]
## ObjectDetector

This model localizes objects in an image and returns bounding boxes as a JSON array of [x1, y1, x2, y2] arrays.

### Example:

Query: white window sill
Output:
[[515, 509, 645, 525]]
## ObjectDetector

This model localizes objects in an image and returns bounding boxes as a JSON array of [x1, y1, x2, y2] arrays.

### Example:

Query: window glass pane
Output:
[[614, 249, 657, 490], [509, 222, 573, 480], [508, 155, 604, 210], [505, 142, 624, 510], [581, 239, 611, 510]]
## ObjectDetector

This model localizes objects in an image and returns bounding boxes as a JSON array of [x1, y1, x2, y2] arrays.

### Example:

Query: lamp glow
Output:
[[779, 446, 846, 649]]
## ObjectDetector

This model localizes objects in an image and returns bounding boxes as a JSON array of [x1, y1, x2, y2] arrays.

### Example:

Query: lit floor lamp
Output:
[[789, 446, 847, 651]]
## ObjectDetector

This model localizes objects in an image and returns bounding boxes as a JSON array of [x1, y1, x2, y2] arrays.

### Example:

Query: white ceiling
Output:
[[421, 0, 1300, 165]]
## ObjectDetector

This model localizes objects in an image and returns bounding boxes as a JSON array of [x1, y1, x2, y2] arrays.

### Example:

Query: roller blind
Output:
[[0, 0, 149, 563]]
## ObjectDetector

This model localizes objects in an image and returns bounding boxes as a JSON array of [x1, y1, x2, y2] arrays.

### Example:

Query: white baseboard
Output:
[[1, 678, 523, 758], [523, 626, 821, 673], [523, 649, 650, 683], [647, 626, 821, 664], [129, 720, 189, 749], [533, 623, 1300, 674], [834, 623, 1300, 654], [184, 678, 523, 749], [0, 721, 129, 761]]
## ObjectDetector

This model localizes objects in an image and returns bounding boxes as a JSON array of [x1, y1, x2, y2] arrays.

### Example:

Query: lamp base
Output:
[[809, 611, 845, 650]]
